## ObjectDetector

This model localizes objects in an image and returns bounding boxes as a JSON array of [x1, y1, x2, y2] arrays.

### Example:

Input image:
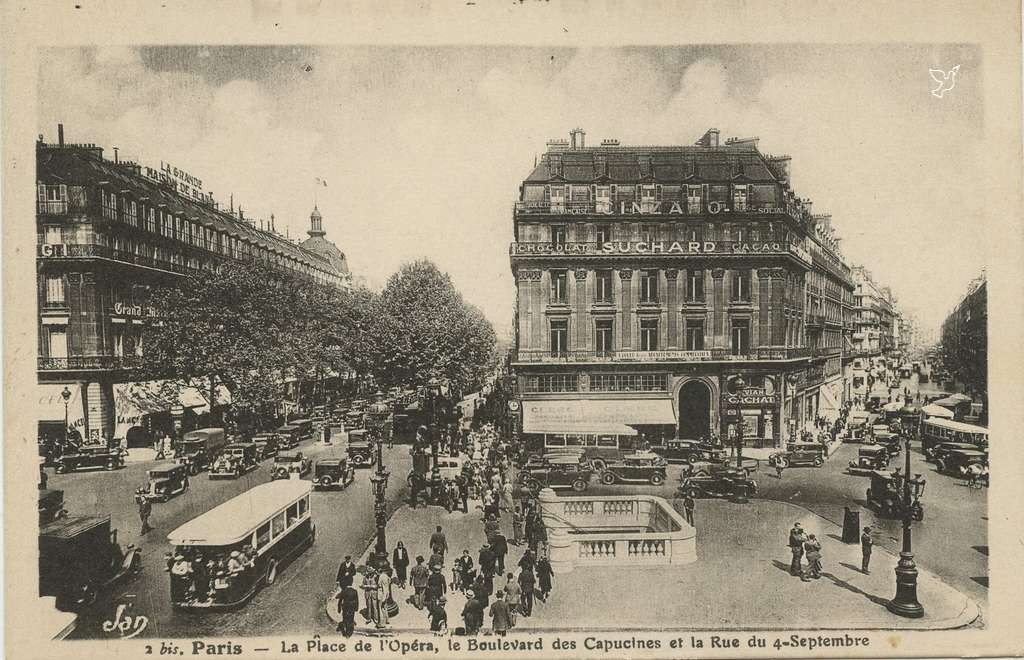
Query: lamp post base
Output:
[[887, 552, 924, 618]]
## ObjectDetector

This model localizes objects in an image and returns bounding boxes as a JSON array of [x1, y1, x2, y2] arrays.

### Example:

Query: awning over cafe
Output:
[[38, 383, 85, 428], [522, 398, 675, 436], [113, 381, 179, 439]]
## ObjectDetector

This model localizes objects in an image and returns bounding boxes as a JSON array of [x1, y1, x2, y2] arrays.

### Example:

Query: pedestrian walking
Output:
[[501, 481, 515, 513], [461, 591, 483, 635], [511, 507, 525, 546], [392, 542, 410, 588], [376, 569, 392, 628], [409, 472, 426, 508], [801, 534, 822, 581], [492, 531, 508, 575], [409, 555, 429, 609], [775, 462, 785, 479], [456, 474, 469, 513], [426, 565, 447, 610], [861, 526, 873, 574], [535, 554, 553, 602], [483, 513, 501, 542], [361, 567, 380, 626], [429, 525, 448, 564], [489, 591, 512, 636], [503, 573, 521, 626], [518, 568, 535, 617], [788, 522, 806, 576], [518, 548, 535, 574], [136, 490, 153, 534], [683, 494, 695, 526], [338, 585, 359, 636], [427, 595, 448, 634]]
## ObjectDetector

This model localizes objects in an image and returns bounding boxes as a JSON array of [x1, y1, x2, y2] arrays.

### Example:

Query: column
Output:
[[757, 268, 772, 347], [666, 269, 679, 347], [711, 268, 726, 349], [575, 269, 589, 349], [619, 269, 633, 348], [83, 379, 115, 442], [532, 271, 545, 349]]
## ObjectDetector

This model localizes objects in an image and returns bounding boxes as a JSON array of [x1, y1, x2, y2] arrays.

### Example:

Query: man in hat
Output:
[[788, 522, 806, 576], [169, 554, 192, 603], [410, 555, 430, 609], [361, 567, 380, 626], [491, 530, 508, 575], [489, 590, 512, 636], [429, 525, 448, 565], [339, 583, 359, 636], [428, 595, 448, 634], [227, 550, 244, 575], [683, 494, 695, 526], [336, 554, 357, 589], [425, 564, 447, 610], [136, 489, 153, 534], [861, 526, 874, 574], [462, 590, 483, 635], [478, 543, 496, 581]]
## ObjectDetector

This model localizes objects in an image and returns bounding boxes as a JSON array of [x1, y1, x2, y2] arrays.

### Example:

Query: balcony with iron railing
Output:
[[805, 313, 825, 327], [513, 346, 812, 364], [37, 241, 200, 276], [510, 240, 814, 267], [513, 197, 802, 222], [37, 200, 69, 215], [38, 355, 142, 372]]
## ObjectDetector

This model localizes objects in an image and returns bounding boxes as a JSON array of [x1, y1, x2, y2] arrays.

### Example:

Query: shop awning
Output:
[[522, 398, 674, 435], [38, 383, 85, 428], [114, 381, 179, 439], [921, 403, 955, 419], [180, 386, 209, 414]]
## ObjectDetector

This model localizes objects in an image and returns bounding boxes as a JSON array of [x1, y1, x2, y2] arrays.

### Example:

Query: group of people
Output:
[[167, 546, 255, 605], [787, 521, 878, 582]]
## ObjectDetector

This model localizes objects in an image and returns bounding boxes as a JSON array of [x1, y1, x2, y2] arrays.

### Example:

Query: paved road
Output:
[[48, 435, 412, 639]]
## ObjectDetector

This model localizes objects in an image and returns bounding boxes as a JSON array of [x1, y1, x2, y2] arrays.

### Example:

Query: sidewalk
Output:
[[353, 497, 979, 633]]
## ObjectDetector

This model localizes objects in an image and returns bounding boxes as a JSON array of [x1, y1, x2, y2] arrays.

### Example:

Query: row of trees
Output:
[[138, 258, 497, 417]]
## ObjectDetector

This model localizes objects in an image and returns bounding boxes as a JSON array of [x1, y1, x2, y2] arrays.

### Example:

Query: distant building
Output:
[[508, 128, 856, 451], [939, 272, 987, 419], [300, 205, 351, 289]]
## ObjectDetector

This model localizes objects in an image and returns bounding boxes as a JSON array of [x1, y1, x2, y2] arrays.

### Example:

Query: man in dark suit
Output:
[[336, 555, 357, 589], [338, 585, 359, 636], [788, 523, 806, 576], [491, 531, 508, 575], [861, 526, 874, 574]]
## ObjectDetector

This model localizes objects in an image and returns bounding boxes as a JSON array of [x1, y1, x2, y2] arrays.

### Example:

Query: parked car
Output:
[[275, 424, 302, 450], [54, 445, 124, 474], [209, 443, 260, 479], [847, 444, 891, 475], [873, 432, 903, 457], [654, 439, 727, 465], [39, 488, 67, 525], [518, 454, 593, 493], [599, 451, 668, 486], [678, 469, 757, 499], [313, 457, 355, 490], [175, 428, 229, 474], [140, 464, 190, 502], [926, 442, 977, 463], [934, 448, 987, 476], [768, 442, 826, 468], [271, 452, 312, 480], [247, 432, 282, 460], [346, 430, 375, 467], [39, 515, 142, 612], [865, 470, 924, 520]]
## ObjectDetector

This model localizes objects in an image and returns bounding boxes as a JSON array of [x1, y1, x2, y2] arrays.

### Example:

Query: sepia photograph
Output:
[[3, 2, 1022, 659]]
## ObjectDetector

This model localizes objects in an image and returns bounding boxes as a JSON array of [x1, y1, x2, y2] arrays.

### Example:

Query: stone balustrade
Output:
[[538, 488, 697, 573]]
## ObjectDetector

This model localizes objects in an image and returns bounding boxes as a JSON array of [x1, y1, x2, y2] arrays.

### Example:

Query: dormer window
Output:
[[733, 185, 748, 212]]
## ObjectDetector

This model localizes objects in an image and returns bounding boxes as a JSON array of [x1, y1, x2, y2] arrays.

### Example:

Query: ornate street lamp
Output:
[[887, 434, 926, 617], [61, 386, 72, 445], [426, 378, 443, 504], [368, 445, 391, 571], [730, 375, 749, 503]]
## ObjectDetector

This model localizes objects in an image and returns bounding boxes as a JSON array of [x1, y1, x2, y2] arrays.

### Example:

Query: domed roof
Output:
[[310, 204, 322, 220]]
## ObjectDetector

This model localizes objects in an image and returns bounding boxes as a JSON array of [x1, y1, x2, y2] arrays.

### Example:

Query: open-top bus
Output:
[[166, 480, 314, 610], [919, 417, 988, 455]]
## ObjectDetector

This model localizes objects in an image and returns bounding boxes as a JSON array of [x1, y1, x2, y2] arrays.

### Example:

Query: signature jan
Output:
[[102, 602, 149, 639]]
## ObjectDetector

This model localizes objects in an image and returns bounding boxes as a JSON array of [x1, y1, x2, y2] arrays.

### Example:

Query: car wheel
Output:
[[775, 457, 789, 469], [687, 455, 701, 465], [649, 473, 665, 486], [571, 479, 587, 492], [319, 476, 333, 488], [352, 455, 366, 466], [600, 471, 616, 485], [813, 456, 824, 467], [591, 459, 607, 472], [106, 460, 116, 471], [935, 459, 945, 474], [55, 464, 67, 474], [265, 559, 278, 585], [686, 487, 700, 499]]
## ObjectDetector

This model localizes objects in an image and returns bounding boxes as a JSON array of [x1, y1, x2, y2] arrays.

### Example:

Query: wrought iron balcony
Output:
[[38, 355, 142, 371], [37, 200, 68, 215], [512, 346, 811, 364]]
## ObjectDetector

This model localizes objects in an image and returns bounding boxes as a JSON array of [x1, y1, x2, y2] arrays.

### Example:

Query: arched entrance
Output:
[[678, 380, 712, 440]]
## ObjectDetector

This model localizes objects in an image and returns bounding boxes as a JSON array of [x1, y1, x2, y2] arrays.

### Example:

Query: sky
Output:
[[37, 44, 985, 340]]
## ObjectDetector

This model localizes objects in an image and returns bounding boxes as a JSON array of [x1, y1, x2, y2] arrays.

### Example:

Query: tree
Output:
[[371, 260, 496, 394]]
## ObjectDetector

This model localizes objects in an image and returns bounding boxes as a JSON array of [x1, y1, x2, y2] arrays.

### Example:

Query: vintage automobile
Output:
[[289, 418, 315, 441], [175, 428, 229, 474], [599, 451, 668, 486], [655, 439, 727, 465], [246, 432, 281, 460], [313, 457, 356, 489], [519, 454, 594, 493], [275, 424, 303, 450], [344, 409, 366, 430], [873, 432, 903, 457], [407, 452, 467, 487], [934, 448, 988, 476], [678, 468, 758, 499], [847, 444, 891, 475], [39, 515, 142, 611], [346, 430, 376, 467], [39, 488, 67, 525], [925, 441, 978, 463], [768, 442, 826, 468], [209, 443, 260, 479], [54, 444, 125, 474], [271, 452, 312, 480], [865, 470, 924, 520], [140, 464, 190, 502]]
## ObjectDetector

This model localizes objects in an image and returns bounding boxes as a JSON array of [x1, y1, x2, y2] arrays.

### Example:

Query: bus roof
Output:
[[921, 418, 989, 435], [167, 480, 311, 547]]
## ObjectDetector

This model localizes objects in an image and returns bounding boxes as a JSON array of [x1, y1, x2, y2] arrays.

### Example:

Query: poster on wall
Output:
[[741, 413, 759, 438]]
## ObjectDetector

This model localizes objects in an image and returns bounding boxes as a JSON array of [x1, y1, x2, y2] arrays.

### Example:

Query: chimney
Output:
[[114, 147, 119, 164], [569, 128, 586, 150], [58, 123, 64, 147], [600, 138, 620, 147], [725, 136, 759, 148], [546, 138, 569, 152], [696, 128, 719, 148]]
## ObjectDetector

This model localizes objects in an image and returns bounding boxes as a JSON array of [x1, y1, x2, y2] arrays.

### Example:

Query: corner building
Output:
[[509, 128, 855, 452]]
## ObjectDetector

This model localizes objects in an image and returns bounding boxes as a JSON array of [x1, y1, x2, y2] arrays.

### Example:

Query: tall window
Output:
[[640, 224, 657, 243], [731, 318, 750, 355], [731, 270, 751, 302], [596, 186, 612, 213], [639, 270, 659, 303], [687, 185, 702, 214], [44, 225, 62, 245], [550, 270, 568, 303], [550, 185, 566, 212], [640, 186, 657, 212], [595, 270, 613, 303], [640, 319, 659, 351], [686, 269, 704, 302], [733, 185, 748, 211], [595, 319, 613, 355], [45, 274, 65, 305], [551, 225, 567, 246], [550, 319, 568, 355], [685, 319, 704, 351], [684, 224, 702, 242], [48, 328, 67, 359], [595, 226, 608, 244]]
